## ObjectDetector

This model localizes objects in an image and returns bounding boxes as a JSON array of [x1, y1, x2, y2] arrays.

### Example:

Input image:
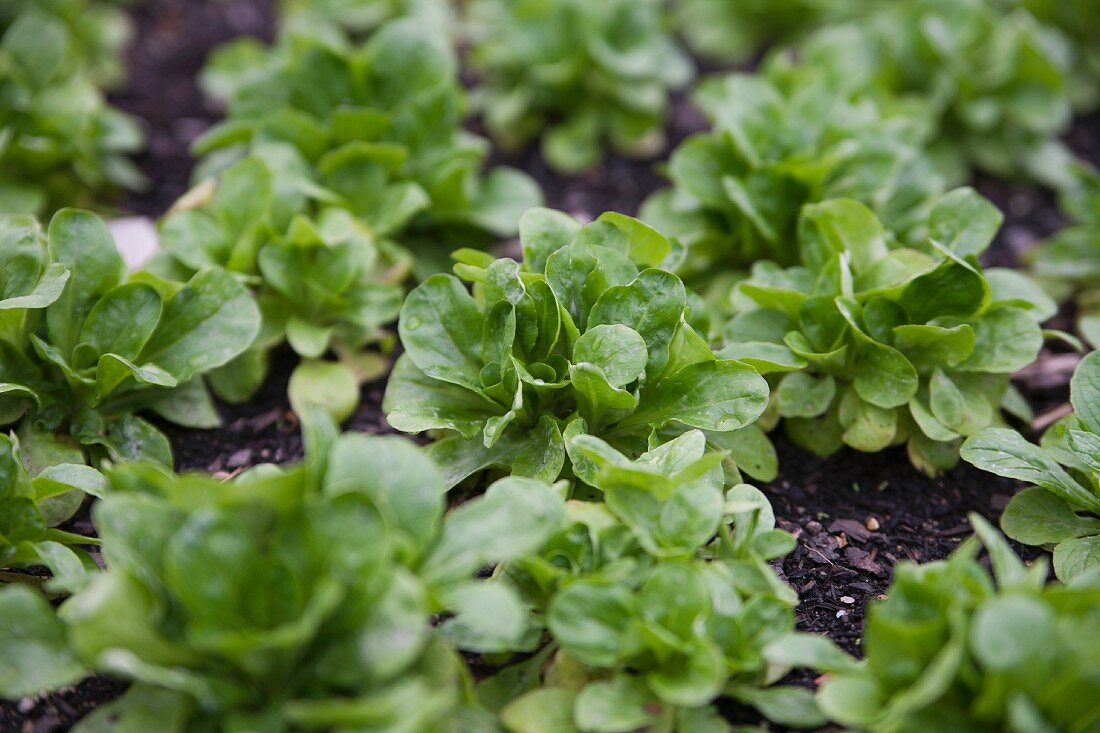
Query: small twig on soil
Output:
[[1014, 352, 1082, 390], [1033, 402, 1073, 432]]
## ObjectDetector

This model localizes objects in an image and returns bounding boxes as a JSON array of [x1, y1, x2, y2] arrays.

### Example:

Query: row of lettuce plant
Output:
[[0, 408, 839, 731], [0, 0, 145, 215], [5, 416, 1098, 732]]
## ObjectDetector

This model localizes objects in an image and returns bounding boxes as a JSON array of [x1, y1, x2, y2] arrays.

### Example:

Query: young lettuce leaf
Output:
[[1030, 164, 1100, 346], [963, 350, 1100, 581], [383, 208, 771, 489], [156, 18, 541, 413], [674, 0, 862, 63], [467, 0, 693, 173], [0, 210, 260, 467], [718, 191, 1049, 475], [0, 0, 145, 215]]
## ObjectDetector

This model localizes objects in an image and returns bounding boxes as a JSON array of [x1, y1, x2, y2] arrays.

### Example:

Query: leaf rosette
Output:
[[718, 191, 1050, 474], [0, 210, 261, 467], [384, 208, 771, 489]]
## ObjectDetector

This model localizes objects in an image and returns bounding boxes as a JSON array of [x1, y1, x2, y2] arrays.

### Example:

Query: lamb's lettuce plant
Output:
[[0, 431, 105, 589], [788, 0, 1078, 186], [159, 19, 541, 414], [1030, 165, 1100, 346], [0, 210, 260, 467], [641, 67, 945, 285], [1008, 0, 1100, 112], [383, 208, 771, 489], [478, 431, 837, 732], [0, 0, 145, 215], [718, 192, 1050, 475], [467, 0, 693, 173], [155, 147, 407, 418], [816, 515, 1100, 733], [963, 350, 1100, 581], [0, 420, 566, 732]]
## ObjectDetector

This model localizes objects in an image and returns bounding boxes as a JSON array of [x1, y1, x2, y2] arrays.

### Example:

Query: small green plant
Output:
[[1010, 0, 1100, 112], [0, 419, 566, 731], [816, 515, 1100, 732], [788, 0, 1078, 186], [383, 208, 771, 489], [0, 0, 145, 215], [195, 18, 539, 267], [0, 210, 261, 467], [0, 431, 104, 589], [467, 0, 693, 173], [963, 350, 1100, 581], [158, 19, 541, 415], [1030, 165, 1100, 345], [478, 430, 836, 732], [641, 67, 945, 285], [717, 192, 1050, 475]]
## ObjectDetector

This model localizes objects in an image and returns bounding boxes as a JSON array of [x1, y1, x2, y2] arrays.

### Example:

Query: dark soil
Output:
[[0, 679, 127, 733], [7, 0, 1099, 729], [110, 0, 277, 218]]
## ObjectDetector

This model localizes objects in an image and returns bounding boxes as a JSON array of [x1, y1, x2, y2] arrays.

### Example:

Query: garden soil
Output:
[[2, 0, 1095, 729]]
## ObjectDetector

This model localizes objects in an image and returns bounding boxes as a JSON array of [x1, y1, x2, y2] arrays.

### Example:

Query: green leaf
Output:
[[589, 270, 688, 380], [971, 596, 1052, 671], [399, 275, 485, 392], [46, 209, 124, 358], [438, 581, 528, 654], [500, 688, 580, 733], [927, 187, 1003, 257], [622, 360, 769, 432], [78, 284, 163, 363], [574, 676, 659, 733], [955, 307, 1042, 374], [1054, 536, 1100, 581], [138, 269, 261, 382], [730, 685, 827, 728], [573, 325, 647, 388], [961, 429, 1100, 514], [763, 632, 859, 674], [324, 434, 444, 556], [95, 354, 177, 402], [421, 476, 565, 587], [1001, 488, 1100, 546], [798, 198, 888, 273], [1071, 351, 1100, 433], [0, 585, 86, 697], [548, 581, 634, 668], [816, 675, 882, 728], [288, 359, 359, 423], [520, 207, 581, 274], [776, 372, 835, 418], [383, 355, 501, 439]]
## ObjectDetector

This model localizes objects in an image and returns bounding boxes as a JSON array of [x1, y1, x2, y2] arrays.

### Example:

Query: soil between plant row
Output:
[[1, 0, 1095, 730]]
